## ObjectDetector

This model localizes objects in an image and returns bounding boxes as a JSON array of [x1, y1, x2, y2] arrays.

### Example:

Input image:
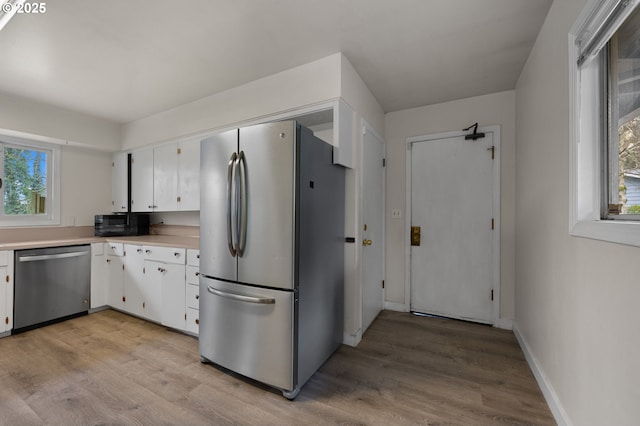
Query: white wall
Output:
[[515, 0, 640, 424], [0, 92, 120, 228], [384, 91, 516, 321], [121, 54, 343, 149], [60, 147, 113, 226], [0, 92, 121, 151]]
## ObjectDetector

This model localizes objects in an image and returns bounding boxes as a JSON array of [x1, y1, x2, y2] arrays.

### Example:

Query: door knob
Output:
[[363, 239, 373, 246]]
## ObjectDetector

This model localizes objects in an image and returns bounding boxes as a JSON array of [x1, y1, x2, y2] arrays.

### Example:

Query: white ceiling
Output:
[[0, 0, 552, 124]]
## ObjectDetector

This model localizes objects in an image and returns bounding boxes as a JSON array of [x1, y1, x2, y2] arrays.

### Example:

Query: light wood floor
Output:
[[0, 309, 555, 425]]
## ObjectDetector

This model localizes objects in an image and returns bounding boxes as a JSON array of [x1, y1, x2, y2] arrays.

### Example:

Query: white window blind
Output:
[[576, 0, 639, 67]]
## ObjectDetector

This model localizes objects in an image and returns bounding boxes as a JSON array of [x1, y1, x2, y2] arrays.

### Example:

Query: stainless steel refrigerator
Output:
[[199, 120, 345, 399]]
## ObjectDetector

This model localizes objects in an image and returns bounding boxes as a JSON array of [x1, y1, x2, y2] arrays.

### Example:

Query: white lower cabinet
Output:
[[91, 243, 108, 309], [102, 242, 190, 333], [105, 243, 125, 311], [0, 250, 14, 334], [144, 246, 186, 331], [185, 249, 200, 335]]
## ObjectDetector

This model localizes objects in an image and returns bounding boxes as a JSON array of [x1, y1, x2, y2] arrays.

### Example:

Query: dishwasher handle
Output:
[[18, 251, 89, 262]]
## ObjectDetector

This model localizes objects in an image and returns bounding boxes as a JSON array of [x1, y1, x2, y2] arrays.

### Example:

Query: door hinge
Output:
[[122, 264, 125, 271], [177, 196, 181, 203], [382, 158, 386, 167], [382, 280, 385, 289], [491, 218, 495, 230], [177, 148, 181, 155], [184, 313, 187, 320], [491, 289, 494, 301]]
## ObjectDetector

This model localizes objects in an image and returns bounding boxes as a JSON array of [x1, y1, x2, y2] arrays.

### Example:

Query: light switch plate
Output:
[[391, 209, 402, 219]]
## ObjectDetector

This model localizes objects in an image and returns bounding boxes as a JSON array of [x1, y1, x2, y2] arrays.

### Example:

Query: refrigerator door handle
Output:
[[237, 150, 248, 257], [227, 152, 238, 257], [207, 286, 275, 304]]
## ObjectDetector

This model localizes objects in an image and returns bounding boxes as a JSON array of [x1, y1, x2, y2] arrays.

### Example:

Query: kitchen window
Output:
[[569, 0, 640, 246], [0, 136, 60, 226]]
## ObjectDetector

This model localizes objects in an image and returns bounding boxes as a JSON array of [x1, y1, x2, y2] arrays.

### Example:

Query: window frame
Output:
[[0, 135, 61, 227], [569, 0, 640, 247]]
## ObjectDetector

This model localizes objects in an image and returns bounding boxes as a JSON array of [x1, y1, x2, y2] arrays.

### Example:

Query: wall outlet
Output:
[[391, 209, 402, 219]]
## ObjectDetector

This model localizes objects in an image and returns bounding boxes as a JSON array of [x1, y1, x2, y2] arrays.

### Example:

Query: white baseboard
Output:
[[384, 301, 410, 312], [495, 317, 513, 330], [342, 329, 362, 347], [513, 322, 571, 426]]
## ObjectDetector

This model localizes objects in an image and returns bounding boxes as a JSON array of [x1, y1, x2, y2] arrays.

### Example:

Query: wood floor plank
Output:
[[0, 309, 555, 425]]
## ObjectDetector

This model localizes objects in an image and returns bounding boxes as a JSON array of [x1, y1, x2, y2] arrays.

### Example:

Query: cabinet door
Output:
[[106, 255, 124, 310], [0, 265, 7, 333], [177, 138, 200, 211], [153, 143, 178, 212], [157, 262, 186, 331], [90, 243, 107, 309], [2, 252, 13, 332], [141, 261, 163, 323], [111, 152, 129, 212], [123, 245, 145, 318], [131, 148, 154, 212]]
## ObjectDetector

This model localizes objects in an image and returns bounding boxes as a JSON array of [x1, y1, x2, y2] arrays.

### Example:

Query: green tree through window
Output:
[[3, 147, 47, 215]]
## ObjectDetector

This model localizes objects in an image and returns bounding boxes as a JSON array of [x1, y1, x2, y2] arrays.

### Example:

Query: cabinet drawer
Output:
[[186, 283, 199, 309], [105, 243, 124, 257], [187, 249, 200, 267], [186, 307, 199, 335], [143, 246, 185, 264], [186, 265, 199, 285]]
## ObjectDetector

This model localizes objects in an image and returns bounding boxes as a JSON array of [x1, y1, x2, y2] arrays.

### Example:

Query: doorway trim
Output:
[[404, 125, 501, 325]]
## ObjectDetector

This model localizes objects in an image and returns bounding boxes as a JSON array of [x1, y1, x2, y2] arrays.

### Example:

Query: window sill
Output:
[[570, 219, 640, 247]]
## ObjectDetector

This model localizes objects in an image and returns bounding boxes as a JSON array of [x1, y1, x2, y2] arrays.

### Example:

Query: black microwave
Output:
[[94, 213, 150, 237]]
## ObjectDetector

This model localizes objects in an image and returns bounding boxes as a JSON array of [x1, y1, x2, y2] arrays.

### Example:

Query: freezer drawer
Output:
[[199, 277, 294, 392]]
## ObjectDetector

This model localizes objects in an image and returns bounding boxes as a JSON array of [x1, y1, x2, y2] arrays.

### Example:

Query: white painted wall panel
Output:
[[515, 0, 640, 424]]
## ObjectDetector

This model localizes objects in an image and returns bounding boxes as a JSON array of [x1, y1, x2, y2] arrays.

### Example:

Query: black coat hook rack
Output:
[[463, 122, 485, 140]]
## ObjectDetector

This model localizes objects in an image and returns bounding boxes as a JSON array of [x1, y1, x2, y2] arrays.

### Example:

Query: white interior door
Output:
[[410, 132, 495, 323], [362, 125, 385, 333]]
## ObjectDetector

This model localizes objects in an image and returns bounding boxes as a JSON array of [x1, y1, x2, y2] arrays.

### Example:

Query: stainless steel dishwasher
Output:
[[14, 245, 91, 332]]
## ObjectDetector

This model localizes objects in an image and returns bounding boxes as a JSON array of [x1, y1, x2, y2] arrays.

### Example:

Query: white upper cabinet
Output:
[[153, 143, 179, 212], [111, 152, 128, 212], [123, 137, 200, 213], [131, 148, 154, 212], [152, 139, 200, 212], [177, 138, 200, 211]]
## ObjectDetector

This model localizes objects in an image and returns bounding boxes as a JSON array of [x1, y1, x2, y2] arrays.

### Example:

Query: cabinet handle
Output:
[[195, 295, 199, 300], [196, 254, 200, 259], [158, 267, 166, 273], [174, 252, 180, 257], [137, 248, 143, 253], [122, 296, 126, 303], [106, 259, 111, 264], [145, 249, 151, 254], [195, 272, 200, 277]]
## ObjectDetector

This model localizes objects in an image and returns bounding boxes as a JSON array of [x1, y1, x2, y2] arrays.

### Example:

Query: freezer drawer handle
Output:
[[207, 286, 275, 305], [18, 251, 89, 262]]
